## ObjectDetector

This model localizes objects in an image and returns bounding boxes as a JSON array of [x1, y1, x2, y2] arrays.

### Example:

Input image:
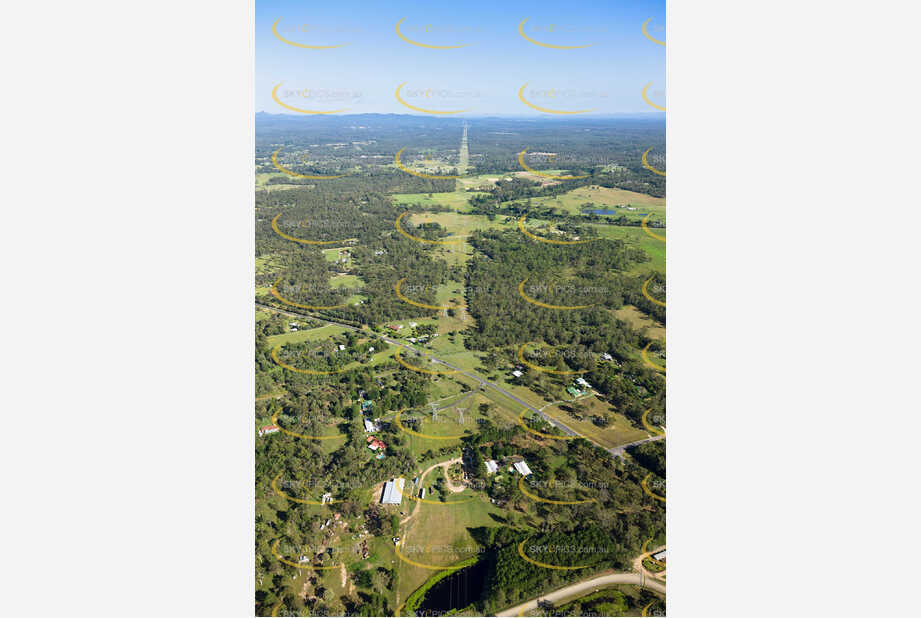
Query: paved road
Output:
[[257, 303, 662, 457], [496, 571, 665, 617]]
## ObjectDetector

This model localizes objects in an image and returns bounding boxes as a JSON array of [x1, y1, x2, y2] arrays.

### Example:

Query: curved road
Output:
[[496, 571, 665, 617]]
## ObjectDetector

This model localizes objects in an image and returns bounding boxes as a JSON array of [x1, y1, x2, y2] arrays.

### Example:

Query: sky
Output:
[[256, 0, 666, 116]]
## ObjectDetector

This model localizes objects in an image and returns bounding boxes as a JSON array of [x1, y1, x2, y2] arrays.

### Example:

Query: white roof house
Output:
[[511, 370, 523, 378], [513, 461, 533, 476], [485, 460, 498, 474], [338, 344, 346, 351], [575, 377, 592, 388], [380, 478, 405, 505], [601, 353, 613, 361], [652, 549, 666, 561], [363, 419, 375, 432]]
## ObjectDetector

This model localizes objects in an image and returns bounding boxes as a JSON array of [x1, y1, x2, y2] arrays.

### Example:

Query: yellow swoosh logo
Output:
[[517, 342, 585, 376], [641, 214, 666, 242], [641, 18, 665, 46], [642, 82, 666, 112], [517, 408, 577, 441], [394, 278, 457, 311], [393, 148, 461, 180], [394, 18, 472, 49], [517, 476, 596, 505], [271, 343, 349, 375], [393, 349, 460, 375], [395, 82, 469, 115], [641, 538, 667, 567], [394, 409, 465, 441], [394, 540, 469, 570], [271, 278, 349, 310], [518, 214, 594, 245], [517, 18, 593, 49], [642, 147, 666, 176], [518, 83, 594, 115], [641, 473, 666, 501], [641, 342, 666, 373], [517, 539, 590, 570], [271, 18, 348, 49], [271, 213, 346, 245], [642, 276, 666, 306], [641, 408, 665, 436], [272, 539, 343, 570], [517, 148, 588, 179], [272, 82, 348, 114], [271, 473, 338, 504], [519, 278, 593, 310], [270, 410, 346, 441], [271, 148, 347, 179]]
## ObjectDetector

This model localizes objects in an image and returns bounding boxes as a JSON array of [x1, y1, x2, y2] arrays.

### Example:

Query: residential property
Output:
[[366, 436, 386, 451], [387, 324, 404, 331], [338, 344, 346, 351], [380, 478, 405, 505], [575, 377, 593, 389], [321, 492, 333, 504], [485, 460, 499, 474], [601, 353, 613, 361], [258, 425, 279, 437], [513, 460, 533, 476], [511, 370, 523, 378], [652, 549, 666, 562], [363, 419, 375, 432], [419, 487, 426, 499]]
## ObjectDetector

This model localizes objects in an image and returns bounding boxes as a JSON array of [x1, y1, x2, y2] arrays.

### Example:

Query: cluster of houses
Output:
[[510, 352, 615, 381], [484, 456, 533, 477]]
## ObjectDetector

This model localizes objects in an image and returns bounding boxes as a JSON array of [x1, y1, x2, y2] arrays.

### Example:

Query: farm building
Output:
[[380, 478, 405, 505], [258, 425, 279, 437], [513, 461, 533, 476]]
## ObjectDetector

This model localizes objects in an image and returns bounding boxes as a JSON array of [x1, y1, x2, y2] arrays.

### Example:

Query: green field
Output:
[[615, 305, 666, 341], [397, 494, 503, 603], [541, 396, 649, 449], [266, 323, 348, 346], [525, 185, 665, 219], [392, 191, 488, 213]]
